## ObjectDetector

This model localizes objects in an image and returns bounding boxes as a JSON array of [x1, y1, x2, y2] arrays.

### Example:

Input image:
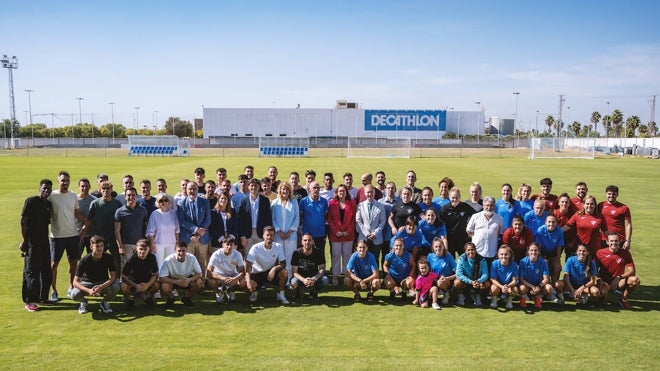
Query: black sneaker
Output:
[[126, 299, 135, 310], [164, 297, 175, 308], [181, 297, 194, 306], [144, 297, 155, 307], [309, 289, 318, 302], [389, 291, 396, 299]]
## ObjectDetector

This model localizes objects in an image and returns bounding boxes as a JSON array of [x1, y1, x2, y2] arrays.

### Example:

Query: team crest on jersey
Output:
[[407, 208, 413, 214], [591, 220, 598, 226], [611, 210, 616, 215], [616, 257, 622, 264], [459, 212, 465, 216]]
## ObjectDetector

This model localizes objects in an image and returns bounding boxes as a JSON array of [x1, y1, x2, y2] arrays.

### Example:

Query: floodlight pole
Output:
[[513, 92, 520, 146], [109, 102, 115, 143], [25, 89, 34, 146], [134, 106, 140, 131], [2, 54, 18, 149], [475, 101, 481, 144]]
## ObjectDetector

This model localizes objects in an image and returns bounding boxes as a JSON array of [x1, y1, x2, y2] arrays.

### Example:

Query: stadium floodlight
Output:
[[1, 54, 18, 149], [25, 89, 33, 145]]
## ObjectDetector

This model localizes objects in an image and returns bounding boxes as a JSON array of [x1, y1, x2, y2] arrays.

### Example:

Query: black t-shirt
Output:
[[292, 187, 308, 203], [76, 253, 116, 283], [390, 202, 422, 229], [122, 252, 158, 283], [21, 196, 52, 246], [440, 202, 476, 238], [291, 248, 325, 278]]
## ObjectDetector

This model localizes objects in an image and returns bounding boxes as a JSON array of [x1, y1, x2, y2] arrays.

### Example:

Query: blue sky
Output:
[[1, 0, 658, 131]]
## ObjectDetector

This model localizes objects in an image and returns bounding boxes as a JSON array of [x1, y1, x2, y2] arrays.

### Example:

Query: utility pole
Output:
[[513, 92, 520, 145], [25, 89, 33, 146], [109, 102, 115, 143], [1, 55, 18, 149], [558, 94, 565, 137]]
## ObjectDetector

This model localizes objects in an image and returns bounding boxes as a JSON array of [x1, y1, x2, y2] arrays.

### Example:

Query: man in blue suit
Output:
[[177, 182, 211, 280], [237, 179, 273, 255]]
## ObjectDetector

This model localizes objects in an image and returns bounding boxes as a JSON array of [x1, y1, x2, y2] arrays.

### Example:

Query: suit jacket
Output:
[[176, 196, 211, 244], [209, 208, 237, 247], [356, 199, 387, 245], [237, 194, 272, 239], [327, 198, 357, 243]]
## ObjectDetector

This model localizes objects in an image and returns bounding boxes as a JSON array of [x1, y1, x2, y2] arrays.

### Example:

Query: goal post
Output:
[[347, 137, 412, 158], [529, 137, 596, 159], [258, 136, 310, 157]]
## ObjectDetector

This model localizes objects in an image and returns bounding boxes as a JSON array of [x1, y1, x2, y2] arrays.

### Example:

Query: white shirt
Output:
[[208, 249, 244, 276], [246, 241, 285, 273], [48, 190, 79, 238], [160, 253, 202, 279], [466, 212, 504, 258]]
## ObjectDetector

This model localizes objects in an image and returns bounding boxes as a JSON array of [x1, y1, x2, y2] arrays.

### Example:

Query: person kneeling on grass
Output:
[[159, 241, 204, 308], [413, 257, 441, 310], [383, 237, 415, 300], [245, 226, 289, 304], [595, 232, 640, 310], [454, 242, 490, 306], [556, 244, 608, 305], [427, 237, 456, 306], [207, 235, 246, 304], [71, 235, 120, 314], [344, 240, 381, 303], [121, 238, 159, 310], [489, 245, 520, 309], [517, 243, 559, 309], [290, 233, 329, 302]]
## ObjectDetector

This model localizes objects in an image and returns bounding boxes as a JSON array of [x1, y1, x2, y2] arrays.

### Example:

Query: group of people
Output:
[[20, 166, 641, 313]]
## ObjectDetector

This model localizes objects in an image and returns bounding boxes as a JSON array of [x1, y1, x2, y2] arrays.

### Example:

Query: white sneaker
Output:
[[153, 291, 161, 299], [99, 301, 113, 314], [172, 289, 179, 298], [249, 291, 258, 302], [276, 292, 289, 304], [215, 293, 223, 304], [432, 302, 441, 310], [548, 292, 559, 303], [78, 300, 88, 314], [490, 297, 498, 308], [456, 293, 465, 306], [505, 297, 513, 309], [66, 288, 74, 299], [227, 291, 235, 302], [474, 294, 482, 306]]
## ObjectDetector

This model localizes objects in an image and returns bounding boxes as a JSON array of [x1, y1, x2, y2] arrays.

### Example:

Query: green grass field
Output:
[[1, 150, 658, 370]]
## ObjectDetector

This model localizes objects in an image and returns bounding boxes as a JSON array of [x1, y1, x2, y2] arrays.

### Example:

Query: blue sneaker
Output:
[[50, 291, 59, 303]]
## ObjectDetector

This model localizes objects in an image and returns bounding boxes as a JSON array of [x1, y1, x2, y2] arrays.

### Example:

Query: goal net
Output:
[[347, 137, 412, 158], [127, 135, 190, 157], [258, 136, 310, 157], [529, 137, 596, 159]]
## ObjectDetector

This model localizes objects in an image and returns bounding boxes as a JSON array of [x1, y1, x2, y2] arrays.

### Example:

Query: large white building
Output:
[[203, 107, 485, 139]]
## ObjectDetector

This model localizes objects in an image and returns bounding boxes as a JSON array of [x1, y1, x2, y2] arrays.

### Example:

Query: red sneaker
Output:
[[25, 303, 39, 312], [534, 297, 542, 309], [617, 296, 631, 310], [519, 296, 527, 308]]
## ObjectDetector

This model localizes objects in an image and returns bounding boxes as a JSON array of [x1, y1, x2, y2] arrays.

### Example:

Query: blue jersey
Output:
[[490, 259, 519, 285], [563, 256, 598, 287], [432, 196, 450, 209], [495, 199, 521, 230], [519, 199, 534, 216], [417, 219, 447, 247], [534, 225, 564, 254], [390, 229, 424, 254], [346, 251, 379, 280], [427, 252, 456, 277], [419, 201, 441, 215], [524, 210, 547, 234], [518, 256, 549, 285], [384, 251, 412, 281], [299, 196, 328, 237]]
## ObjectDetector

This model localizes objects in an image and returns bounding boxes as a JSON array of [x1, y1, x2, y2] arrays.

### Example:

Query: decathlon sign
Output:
[[365, 110, 446, 131]]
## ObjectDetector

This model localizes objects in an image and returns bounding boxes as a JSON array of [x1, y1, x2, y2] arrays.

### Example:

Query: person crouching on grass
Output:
[[454, 242, 490, 306], [427, 237, 456, 306], [383, 238, 415, 300], [556, 244, 608, 305], [518, 243, 559, 309], [70, 235, 120, 314], [121, 238, 160, 310], [344, 240, 381, 303], [489, 245, 520, 309], [159, 241, 204, 308], [413, 258, 441, 310], [207, 235, 246, 304]]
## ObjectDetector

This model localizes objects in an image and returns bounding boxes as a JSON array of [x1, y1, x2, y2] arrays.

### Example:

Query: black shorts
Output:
[[251, 271, 279, 287], [542, 250, 558, 260], [50, 236, 81, 262]]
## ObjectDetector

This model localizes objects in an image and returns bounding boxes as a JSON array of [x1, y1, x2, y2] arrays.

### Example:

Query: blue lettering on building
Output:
[[365, 110, 447, 131]]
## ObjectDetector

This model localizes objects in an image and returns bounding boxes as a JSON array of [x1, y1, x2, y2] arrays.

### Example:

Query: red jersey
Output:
[[566, 213, 603, 254], [531, 193, 559, 210], [598, 201, 631, 241], [570, 196, 584, 214], [595, 247, 634, 283], [502, 226, 534, 262], [554, 209, 576, 247]]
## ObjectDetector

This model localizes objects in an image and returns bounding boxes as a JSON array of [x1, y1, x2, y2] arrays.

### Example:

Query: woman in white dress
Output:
[[146, 193, 180, 270]]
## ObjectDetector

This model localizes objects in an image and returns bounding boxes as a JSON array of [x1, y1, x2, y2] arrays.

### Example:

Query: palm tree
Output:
[[590, 111, 601, 135], [569, 121, 581, 137], [625, 115, 641, 137], [545, 115, 555, 135], [579, 124, 593, 137], [611, 109, 624, 137], [602, 114, 612, 137]]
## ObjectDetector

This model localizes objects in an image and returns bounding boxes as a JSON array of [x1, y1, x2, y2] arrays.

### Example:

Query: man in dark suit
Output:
[[176, 182, 211, 276], [237, 179, 273, 255]]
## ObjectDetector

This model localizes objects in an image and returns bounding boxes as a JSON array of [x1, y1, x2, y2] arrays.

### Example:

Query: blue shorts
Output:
[[50, 236, 81, 262]]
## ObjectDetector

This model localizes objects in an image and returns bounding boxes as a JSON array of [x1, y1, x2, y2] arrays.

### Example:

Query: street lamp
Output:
[[475, 101, 481, 143], [134, 106, 140, 131], [1, 55, 18, 149], [109, 102, 115, 143], [25, 90, 34, 146], [513, 92, 520, 145]]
